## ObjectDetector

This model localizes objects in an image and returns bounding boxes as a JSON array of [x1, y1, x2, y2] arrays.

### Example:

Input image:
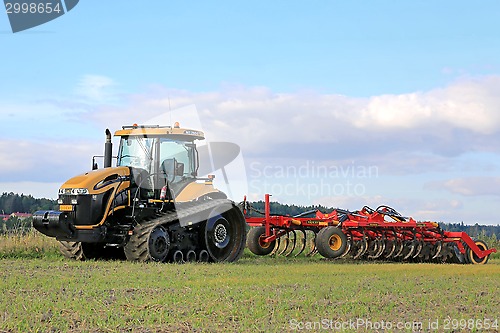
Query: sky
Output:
[[1, 1, 500, 225]]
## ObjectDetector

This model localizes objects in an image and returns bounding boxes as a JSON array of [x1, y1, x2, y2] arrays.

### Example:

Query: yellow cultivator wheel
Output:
[[467, 240, 490, 265]]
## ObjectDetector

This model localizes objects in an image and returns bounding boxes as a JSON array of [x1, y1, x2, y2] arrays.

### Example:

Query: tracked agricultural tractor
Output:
[[244, 194, 497, 264], [33, 124, 247, 263]]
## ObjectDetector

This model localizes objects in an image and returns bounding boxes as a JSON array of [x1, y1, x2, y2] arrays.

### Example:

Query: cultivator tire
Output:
[[247, 227, 276, 255], [59, 241, 84, 260], [466, 240, 490, 265], [316, 227, 348, 259]]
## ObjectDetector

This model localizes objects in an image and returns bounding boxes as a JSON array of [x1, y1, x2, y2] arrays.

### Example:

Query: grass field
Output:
[[0, 234, 499, 332]]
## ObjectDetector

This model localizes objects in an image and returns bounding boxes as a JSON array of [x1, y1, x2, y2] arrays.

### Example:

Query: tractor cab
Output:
[[114, 124, 205, 197]]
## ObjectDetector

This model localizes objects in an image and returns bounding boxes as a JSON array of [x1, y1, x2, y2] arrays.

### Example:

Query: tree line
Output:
[[0, 192, 56, 215], [0, 192, 498, 239]]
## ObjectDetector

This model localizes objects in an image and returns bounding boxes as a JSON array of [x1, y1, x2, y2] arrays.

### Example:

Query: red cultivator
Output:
[[243, 194, 497, 264]]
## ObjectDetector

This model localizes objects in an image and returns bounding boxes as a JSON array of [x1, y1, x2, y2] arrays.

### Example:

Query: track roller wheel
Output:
[[172, 250, 184, 263], [466, 240, 490, 265], [316, 227, 348, 259], [186, 250, 197, 262], [247, 226, 276, 256], [198, 250, 210, 262]]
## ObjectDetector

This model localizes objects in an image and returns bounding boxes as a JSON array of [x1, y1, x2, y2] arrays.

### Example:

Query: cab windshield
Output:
[[117, 136, 197, 182], [117, 136, 155, 172]]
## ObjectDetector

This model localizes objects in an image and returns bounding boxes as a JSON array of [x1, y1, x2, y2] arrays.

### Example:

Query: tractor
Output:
[[33, 124, 247, 263]]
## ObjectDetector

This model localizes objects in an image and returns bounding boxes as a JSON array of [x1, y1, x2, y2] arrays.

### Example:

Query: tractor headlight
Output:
[[71, 188, 90, 195]]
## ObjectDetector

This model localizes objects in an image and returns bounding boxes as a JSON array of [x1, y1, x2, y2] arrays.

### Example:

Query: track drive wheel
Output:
[[125, 223, 171, 262], [204, 203, 247, 262], [247, 226, 276, 255], [466, 240, 490, 265], [316, 227, 348, 259], [59, 241, 125, 261], [59, 241, 84, 260]]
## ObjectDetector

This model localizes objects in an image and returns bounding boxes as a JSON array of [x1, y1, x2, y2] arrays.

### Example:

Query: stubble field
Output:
[[0, 234, 498, 333]]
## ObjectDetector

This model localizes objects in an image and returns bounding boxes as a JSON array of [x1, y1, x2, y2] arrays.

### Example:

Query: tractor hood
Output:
[[59, 167, 130, 195]]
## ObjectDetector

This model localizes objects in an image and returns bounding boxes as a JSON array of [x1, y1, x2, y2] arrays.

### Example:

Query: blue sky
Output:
[[1, 1, 500, 225]]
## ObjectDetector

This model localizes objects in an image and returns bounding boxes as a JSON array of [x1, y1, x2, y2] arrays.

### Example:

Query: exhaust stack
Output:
[[104, 129, 112, 168]]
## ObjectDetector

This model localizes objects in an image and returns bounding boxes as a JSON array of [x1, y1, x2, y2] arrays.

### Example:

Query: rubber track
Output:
[[124, 199, 235, 262]]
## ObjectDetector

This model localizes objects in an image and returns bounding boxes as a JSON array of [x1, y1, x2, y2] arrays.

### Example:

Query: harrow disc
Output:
[[351, 238, 368, 260], [277, 231, 291, 255], [294, 229, 308, 257], [367, 239, 385, 259], [305, 231, 318, 257], [401, 240, 416, 261], [439, 243, 456, 263], [412, 241, 424, 259], [382, 240, 396, 259], [418, 243, 432, 262], [431, 241, 443, 260], [393, 240, 405, 259], [338, 234, 353, 259]]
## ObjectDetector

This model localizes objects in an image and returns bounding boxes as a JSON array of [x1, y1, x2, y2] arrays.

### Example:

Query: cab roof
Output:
[[114, 124, 205, 141]]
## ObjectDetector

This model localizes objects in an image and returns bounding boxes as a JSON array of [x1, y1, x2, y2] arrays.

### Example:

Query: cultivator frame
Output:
[[244, 194, 497, 264]]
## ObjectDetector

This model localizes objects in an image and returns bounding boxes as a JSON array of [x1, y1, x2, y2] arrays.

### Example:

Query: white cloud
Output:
[[427, 177, 500, 196], [0, 139, 100, 182], [75, 75, 116, 102], [356, 76, 500, 134]]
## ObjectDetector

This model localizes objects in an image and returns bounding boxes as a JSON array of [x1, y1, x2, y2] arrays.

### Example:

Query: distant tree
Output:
[[0, 192, 56, 214]]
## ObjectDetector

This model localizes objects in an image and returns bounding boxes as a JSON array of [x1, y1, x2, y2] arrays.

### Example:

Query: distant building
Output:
[[7, 213, 32, 220]]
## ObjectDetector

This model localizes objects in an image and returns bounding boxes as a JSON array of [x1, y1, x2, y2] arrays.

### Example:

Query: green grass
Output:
[[0, 230, 60, 259], [0, 248, 499, 333]]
